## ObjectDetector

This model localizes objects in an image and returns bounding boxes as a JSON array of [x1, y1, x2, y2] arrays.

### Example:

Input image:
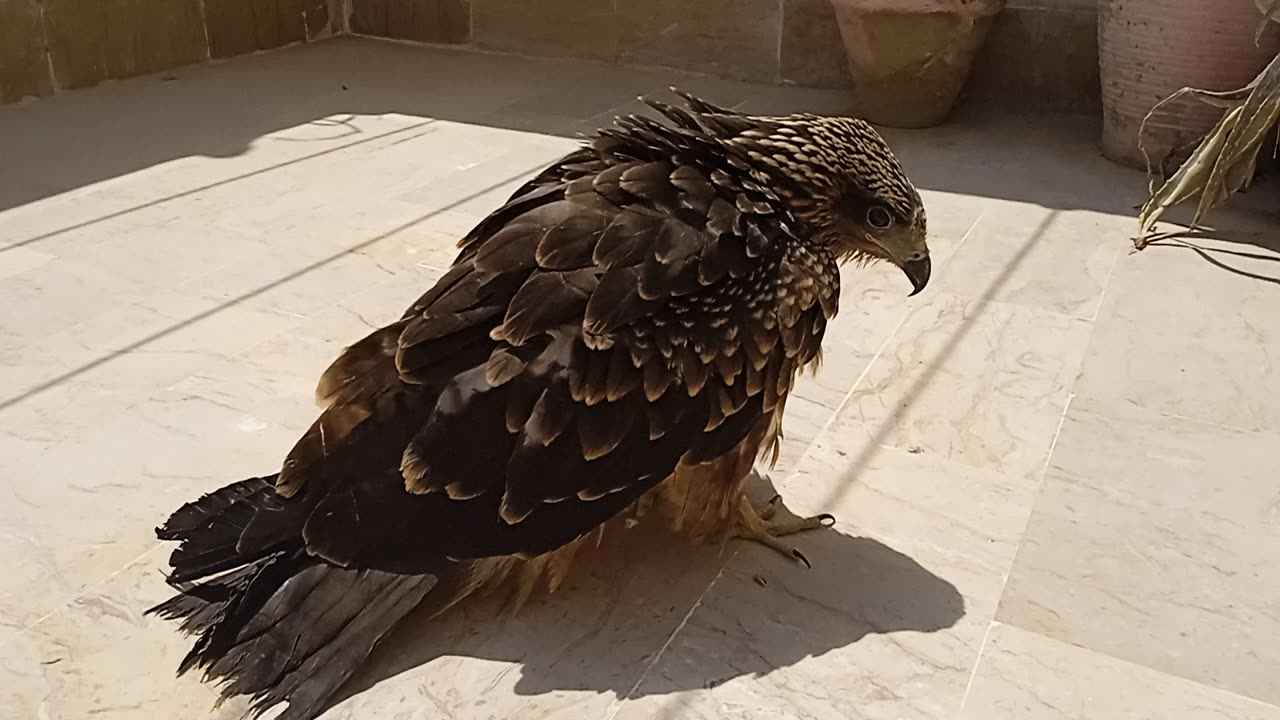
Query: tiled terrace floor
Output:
[[2, 37, 1279, 720]]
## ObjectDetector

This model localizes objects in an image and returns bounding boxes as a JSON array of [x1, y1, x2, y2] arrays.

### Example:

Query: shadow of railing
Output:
[[3, 34, 1230, 233], [0, 161, 546, 413], [823, 210, 1060, 510], [0, 120, 438, 255]]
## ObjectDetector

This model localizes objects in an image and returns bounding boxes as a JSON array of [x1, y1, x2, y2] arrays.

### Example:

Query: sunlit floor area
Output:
[[3, 37, 1279, 720]]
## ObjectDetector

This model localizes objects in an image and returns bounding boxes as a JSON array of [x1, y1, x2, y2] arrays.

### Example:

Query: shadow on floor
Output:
[[325, 477, 964, 713], [1, 35, 863, 218], [0, 34, 1233, 230], [6, 33, 1275, 271], [1124, 171, 1280, 277], [1142, 231, 1280, 285]]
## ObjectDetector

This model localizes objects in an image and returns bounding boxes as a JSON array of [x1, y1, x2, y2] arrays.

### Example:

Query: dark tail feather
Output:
[[233, 567, 436, 720], [149, 479, 439, 719], [148, 562, 259, 635], [156, 476, 288, 584]]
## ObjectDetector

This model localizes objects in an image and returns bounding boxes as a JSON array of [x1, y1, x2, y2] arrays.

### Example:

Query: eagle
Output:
[[149, 89, 930, 719]]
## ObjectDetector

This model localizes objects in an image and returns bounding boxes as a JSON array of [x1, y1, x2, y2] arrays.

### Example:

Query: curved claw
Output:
[[760, 494, 784, 521], [791, 548, 812, 569], [733, 496, 833, 571]]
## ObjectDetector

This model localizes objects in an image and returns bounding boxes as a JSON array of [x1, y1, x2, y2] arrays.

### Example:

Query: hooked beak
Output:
[[901, 256, 931, 296]]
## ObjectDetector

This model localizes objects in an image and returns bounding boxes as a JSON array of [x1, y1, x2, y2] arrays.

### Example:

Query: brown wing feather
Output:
[[268, 98, 837, 572]]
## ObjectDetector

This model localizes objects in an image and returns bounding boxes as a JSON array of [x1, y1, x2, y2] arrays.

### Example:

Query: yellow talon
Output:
[[731, 495, 835, 569]]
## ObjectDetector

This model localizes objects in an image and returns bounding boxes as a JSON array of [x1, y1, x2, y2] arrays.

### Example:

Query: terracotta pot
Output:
[[829, 0, 1006, 128], [1099, 0, 1280, 169]]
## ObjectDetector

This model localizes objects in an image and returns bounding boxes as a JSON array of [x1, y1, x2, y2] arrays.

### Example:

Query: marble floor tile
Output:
[[0, 185, 155, 254], [735, 83, 860, 117], [0, 256, 162, 351], [4, 34, 1279, 720], [3, 547, 256, 720], [165, 267, 450, 433], [839, 291, 1090, 481], [1072, 217, 1280, 434], [326, 523, 728, 720], [611, 414, 1042, 720], [6, 517, 729, 720], [935, 203, 1127, 319], [0, 244, 55, 280], [997, 398, 1280, 706], [493, 66, 675, 122], [961, 623, 1280, 720], [0, 386, 303, 630], [878, 113, 1148, 216], [345, 207, 481, 274], [395, 135, 583, 217], [765, 190, 986, 480], [0, 290, 304, 437]]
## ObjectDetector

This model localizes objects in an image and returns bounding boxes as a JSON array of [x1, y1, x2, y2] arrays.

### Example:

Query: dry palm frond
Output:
[[1259, 0, 1280, 43], [1135, 40, 1280, 249]]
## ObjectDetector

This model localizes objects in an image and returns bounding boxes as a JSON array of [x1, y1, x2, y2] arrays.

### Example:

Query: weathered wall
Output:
[[347, 0, 1102, 114], [968, 0, 1100, 113], [350, 0, 470, 44], [0, 0, 343, 105]]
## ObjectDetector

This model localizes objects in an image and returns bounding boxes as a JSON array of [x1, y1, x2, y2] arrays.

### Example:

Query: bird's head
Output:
[[730, 115, 931, 296]]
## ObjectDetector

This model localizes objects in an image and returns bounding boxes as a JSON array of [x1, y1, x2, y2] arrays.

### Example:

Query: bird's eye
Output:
[[866, 206, 894, 230]]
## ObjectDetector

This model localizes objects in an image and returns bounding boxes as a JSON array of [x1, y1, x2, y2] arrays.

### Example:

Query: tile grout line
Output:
[[9, 542, 167, 646], [1087, 237, 1126, 323], [1075, 244, 1274, 436], [974, 621, 1280, 714], [3, 119, 439, 254], [602, 557, 734, 720], [959, 390, 1075, 713], [778, 211, 987, 488], [1151, 409, 1268, 436], [778, 311, 910, 489]]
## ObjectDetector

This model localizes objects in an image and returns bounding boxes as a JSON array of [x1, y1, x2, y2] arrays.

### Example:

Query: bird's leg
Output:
[[731, 494, 835, 569]]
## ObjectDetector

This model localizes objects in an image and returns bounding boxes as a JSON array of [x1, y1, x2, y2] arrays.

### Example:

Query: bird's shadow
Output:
[[324, 476, 965, 714]]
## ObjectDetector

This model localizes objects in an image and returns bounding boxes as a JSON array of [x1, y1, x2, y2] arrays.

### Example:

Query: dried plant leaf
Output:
[[1193, 51, 1280, 223], [1257, 0, 1280, 45], [1137, 85, 1257, 194], [1138, 84, 1258, 191], [1137, 108, 1240, 238], [1136, 50, 1280, 246]]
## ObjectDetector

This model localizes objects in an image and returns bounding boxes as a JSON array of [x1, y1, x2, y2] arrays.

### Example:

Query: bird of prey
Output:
[[149, 89, 929, 719]]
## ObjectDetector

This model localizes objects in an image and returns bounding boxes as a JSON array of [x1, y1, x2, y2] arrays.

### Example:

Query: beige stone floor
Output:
[[2, 37, 1279, 720]]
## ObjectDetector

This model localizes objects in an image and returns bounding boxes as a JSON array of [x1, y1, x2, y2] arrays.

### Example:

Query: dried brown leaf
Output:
[[1136, 50, 1280, 246], [1256, 0, 1280, 45]]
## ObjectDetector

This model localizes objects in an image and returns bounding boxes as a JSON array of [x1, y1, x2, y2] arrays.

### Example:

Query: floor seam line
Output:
[[602, 555, 735, 720], [987, 620, 1280, 713], [959, 391, 1075, 712], [11, 541, 166, 643]]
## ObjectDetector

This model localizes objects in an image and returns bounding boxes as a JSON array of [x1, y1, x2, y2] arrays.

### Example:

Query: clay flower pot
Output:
[[1098, 0, 1280, 169], [829, 0, 1006, 128]]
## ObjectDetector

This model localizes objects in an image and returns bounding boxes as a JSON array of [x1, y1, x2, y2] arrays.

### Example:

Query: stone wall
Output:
[[347, 0, 1102, 114], [0, 0, 343, 105]]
